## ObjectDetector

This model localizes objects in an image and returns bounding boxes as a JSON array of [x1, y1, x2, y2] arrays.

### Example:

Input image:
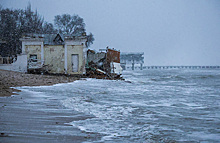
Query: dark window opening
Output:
[[30, 54, 37, 62]]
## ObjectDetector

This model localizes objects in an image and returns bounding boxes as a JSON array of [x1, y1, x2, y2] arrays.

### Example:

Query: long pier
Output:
[[143, 66, 220, 69]]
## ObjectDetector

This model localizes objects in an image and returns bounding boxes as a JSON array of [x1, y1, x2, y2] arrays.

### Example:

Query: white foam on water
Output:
[[188, 131, 220, 142], [14, 88, 49, 98], [52, 82, 74, 87], [15, 69, 218, 142], [62, 92, 141, 141], [182, 102, 204, 109]]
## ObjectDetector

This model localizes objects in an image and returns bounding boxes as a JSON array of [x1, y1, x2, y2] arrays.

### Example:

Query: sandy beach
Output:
[[0, 69, 80, 97], [0, 69, 102, 142]]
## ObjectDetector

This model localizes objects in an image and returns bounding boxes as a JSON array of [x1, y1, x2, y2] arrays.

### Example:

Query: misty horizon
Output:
[[1, 0, 220, 66]]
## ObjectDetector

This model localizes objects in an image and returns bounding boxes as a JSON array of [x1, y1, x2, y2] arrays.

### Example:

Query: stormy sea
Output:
[[16, 69, 220, 142]]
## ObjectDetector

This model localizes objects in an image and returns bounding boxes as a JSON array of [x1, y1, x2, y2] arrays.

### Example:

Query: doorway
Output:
[[71, 54, 79, 72]]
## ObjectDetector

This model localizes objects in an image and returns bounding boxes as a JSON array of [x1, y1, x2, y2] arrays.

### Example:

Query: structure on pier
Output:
[[120, 52, 144, 70]]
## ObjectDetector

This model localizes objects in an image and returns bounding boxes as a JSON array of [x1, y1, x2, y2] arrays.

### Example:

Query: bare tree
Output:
[[54, 14, 85, 35], [54, 14, 95, 47], [42, 22, 57, 34]]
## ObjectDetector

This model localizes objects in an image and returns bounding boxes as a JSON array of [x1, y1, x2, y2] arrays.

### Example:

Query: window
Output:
[[30, 55, 37, 62]]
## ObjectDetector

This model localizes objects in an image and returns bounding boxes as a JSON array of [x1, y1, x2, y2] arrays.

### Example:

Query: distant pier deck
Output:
[[144, 66, 220, 69]]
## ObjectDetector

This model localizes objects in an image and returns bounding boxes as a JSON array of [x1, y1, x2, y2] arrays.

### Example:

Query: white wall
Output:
[[111, 62, 123, 75], [0, 54, 27, 73]]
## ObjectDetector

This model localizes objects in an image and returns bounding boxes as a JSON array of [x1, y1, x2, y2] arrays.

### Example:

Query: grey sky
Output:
[[1, 0, 220, 66]]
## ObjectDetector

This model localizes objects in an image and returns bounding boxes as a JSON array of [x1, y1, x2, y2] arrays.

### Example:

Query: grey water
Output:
[[17, 69, 220, 142]]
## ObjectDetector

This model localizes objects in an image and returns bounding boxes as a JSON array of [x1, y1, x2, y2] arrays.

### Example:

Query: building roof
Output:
[[44, 33, 65, 45], [21, 33, 87, 45], [120, 52, 144, 62]]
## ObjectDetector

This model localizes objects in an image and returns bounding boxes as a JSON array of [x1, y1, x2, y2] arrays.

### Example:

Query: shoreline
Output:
[[0, 69, 103, 142], [0, 69, 80, 97]]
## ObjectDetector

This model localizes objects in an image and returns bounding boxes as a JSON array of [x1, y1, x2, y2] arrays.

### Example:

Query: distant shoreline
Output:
[[0, 69, 80, 97]]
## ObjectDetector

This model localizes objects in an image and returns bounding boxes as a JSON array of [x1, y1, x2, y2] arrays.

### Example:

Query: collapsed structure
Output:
[[86, 47, 123, 79]]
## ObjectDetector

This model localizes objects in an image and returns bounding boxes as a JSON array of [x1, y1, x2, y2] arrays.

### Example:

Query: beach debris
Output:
[[86, 47, 123, 80], [125, 80, 132, 83]]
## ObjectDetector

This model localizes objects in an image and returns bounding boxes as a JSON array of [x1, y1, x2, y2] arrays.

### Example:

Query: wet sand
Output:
[[0, 69, 102, 142]]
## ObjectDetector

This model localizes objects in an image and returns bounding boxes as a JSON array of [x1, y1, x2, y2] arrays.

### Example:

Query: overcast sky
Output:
[[1, 0, 220, 66]]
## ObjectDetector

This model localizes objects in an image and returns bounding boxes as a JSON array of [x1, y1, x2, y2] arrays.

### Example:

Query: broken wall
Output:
[[87, 50, 106, 63], [107, 49, 120, 63], [0, 54, 27, 72]]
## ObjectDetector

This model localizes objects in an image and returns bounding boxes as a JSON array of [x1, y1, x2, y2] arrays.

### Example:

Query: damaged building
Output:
[[120, 52, 144, 70], [0, 33, 123, 80], [87, 47, 123, 79], [20, 33, 87, 74]]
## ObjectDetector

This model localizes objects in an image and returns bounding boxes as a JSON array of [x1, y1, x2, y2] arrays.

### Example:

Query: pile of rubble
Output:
[[86, 47, 123, 80]]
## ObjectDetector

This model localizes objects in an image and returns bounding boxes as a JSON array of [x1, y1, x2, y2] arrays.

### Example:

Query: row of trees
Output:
[[0, 4, 94, 57]]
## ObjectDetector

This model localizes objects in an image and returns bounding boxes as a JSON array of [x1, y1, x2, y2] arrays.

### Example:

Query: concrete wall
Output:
[[20, 38, 44, 60], [20, 36, 87, 75], [25, 43, 86, 74], [111, 62, 123, 75], [43, 44, 86, 74], [44, 45, 65, 74], [65, 39, 87, 74], [67, 45, 83, 74], [25, 45, 41, 60], [0, 54, 27, 72]]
